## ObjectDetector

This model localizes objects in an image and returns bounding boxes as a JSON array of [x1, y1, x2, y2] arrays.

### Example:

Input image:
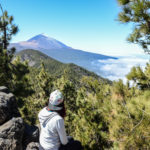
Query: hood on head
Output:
[[38, 108, 58, 127]]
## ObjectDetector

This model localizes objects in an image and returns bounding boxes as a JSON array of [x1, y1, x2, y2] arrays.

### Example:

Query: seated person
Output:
[[38, 90, 83, 150]]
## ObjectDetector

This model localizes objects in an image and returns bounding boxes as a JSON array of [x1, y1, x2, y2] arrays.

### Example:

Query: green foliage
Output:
[[54, 74, 77, 134], [53, 75, 111, 150], [71, 77, 112, 150], [20, 61, 150, 149], [0, 9, 18, 49], [117, 0, 150, 53], [107, 63, 150, 149], [126, 63, 150, 89], [16, 49, 108, 84], [21, 63, 54, 125], [0, 9, 33, 104], [0, 8, 33, 123], [16, 49, 67, 76], [112, 79, 127, 98], [36, 63, 53, 101], [0, 49, 13, 87], [11, 57, 33, 99], [109, 88, 150, 149]]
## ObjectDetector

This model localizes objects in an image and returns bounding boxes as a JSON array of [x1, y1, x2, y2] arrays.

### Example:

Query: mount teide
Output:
[[10, 34, 71, 51], [9, 34, 117, 74]]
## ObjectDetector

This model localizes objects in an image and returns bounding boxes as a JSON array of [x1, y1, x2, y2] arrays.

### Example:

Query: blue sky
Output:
[[1, 0, 146, 56]]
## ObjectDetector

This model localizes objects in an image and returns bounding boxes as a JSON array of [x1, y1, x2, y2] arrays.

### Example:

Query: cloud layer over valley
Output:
[[92, 55, 150, 83]]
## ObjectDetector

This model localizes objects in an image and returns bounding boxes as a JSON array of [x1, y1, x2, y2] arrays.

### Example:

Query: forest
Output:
[[0, 0, 150, 149]]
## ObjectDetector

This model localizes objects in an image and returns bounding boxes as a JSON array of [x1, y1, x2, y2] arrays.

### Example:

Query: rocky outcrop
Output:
[[26, 142, 39, 150], [0, 117, 24, 150], [23, 123, 39, 149], [0, 87, 39, 150], [0, 87, 20, 125], [0, 86, 9, 93]]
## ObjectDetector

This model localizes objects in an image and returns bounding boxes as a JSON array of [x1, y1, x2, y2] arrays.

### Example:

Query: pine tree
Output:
[[0, 8, 32, 96], [72, 77, 112, 150], [36, 63, 53, 106], [54, 73, 77, 134], [21, 63, 54, 125], [11, 57, 33, 104], [0, 5, 18, 88], [108, 66, 150, 149], [117, 0, 150, 53], [0, 4, 18, 50], [126, 64, 150, 90], [0, 49, 12, 87], [0, 7, 33, 122]]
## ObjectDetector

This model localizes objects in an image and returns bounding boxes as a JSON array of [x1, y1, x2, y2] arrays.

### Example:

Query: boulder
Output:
[[26, 142, 39, 150], [0, 86, 9, 93], [0, 117, 24, 150], [23, 123, 39, 149], [0, 86, 40, 150], [0, 89, 20, 125]]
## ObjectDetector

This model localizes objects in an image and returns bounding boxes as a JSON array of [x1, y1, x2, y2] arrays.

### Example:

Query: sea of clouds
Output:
[[91, 55, 150, 83]]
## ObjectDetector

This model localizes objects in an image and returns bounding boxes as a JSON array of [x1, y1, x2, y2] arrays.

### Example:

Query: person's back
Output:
[[38, 90, 83, 150], [38, 107, 68, 150]]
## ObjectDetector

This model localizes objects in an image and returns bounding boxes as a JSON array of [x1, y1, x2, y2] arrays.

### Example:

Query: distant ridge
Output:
[[16, 49, 111, 83], [9, 34, 117, 75]]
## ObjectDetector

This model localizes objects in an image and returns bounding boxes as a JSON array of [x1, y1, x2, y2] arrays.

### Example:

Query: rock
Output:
[[26, 142, 39, 150], [0, 90, 20, 125], [0, 86, 40, 150], [23, 123, 39, 148], [0, 86, 9, 93], [0, 117, 24, 150]]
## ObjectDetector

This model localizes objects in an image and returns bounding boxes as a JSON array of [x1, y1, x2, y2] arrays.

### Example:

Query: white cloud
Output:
[[92, 56, 149, 83]]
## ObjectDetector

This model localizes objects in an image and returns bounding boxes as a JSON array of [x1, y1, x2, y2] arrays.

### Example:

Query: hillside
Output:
[[16, 49, 109, 83]]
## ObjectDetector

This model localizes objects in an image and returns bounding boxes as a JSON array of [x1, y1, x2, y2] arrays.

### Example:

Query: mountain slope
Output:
[[10, 34, 71, 51], [27, 34, 71, 49], [10, 34, 117, 75], [16, 49, 109, 83]]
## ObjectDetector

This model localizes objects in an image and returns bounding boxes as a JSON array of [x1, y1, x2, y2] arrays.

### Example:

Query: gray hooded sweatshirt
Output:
[[38, 107, 68, 150]]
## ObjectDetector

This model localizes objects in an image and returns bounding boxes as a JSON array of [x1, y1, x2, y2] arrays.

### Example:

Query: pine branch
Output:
[[131, 111, 144, 132]]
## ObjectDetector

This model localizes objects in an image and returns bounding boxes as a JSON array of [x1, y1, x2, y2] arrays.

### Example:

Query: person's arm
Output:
[[56, 118, 68, 145]]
